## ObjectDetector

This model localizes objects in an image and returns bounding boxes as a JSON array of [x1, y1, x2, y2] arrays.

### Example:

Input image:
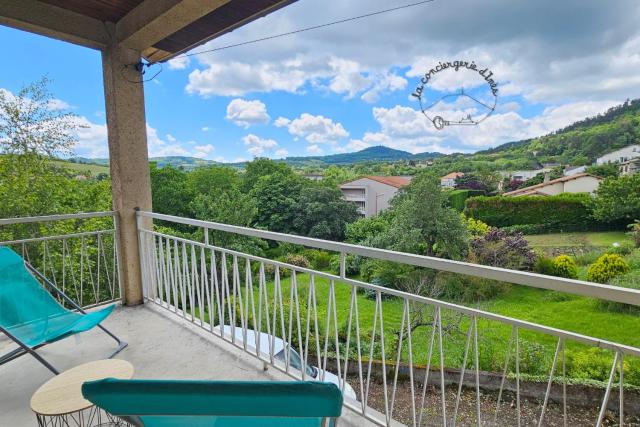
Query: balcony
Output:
[[2, 212, 640, 426]]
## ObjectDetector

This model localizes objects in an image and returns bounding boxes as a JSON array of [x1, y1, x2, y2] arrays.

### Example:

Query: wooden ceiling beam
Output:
[[0, 0, 109, 50], [116, 0, 230, 53]]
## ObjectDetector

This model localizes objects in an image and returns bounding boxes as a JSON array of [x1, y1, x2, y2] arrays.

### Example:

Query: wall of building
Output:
[[596, 145, 640, 165], [340, 178, 401, 217], [563, 176, 601, 193]]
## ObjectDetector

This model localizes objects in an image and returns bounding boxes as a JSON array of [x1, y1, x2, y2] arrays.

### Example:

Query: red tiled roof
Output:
[[341, 176, 411, 189], [440, 172, 465, 180], [503, 173, 602, 196]]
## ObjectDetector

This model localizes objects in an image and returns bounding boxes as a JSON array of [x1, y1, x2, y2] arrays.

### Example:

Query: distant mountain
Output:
[[283, 146, 443, 166], [70, 146, 444, 170]]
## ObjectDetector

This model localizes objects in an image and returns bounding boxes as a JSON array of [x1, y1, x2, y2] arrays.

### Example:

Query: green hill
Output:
[[484, 99, 640, 164]]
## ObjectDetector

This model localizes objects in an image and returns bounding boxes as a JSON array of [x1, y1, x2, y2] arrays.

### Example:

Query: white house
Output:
[[440, 172, 465, 188], [596, 145, 640, 165], [503, 173, 602, 197], [499, 169, 551, 181], [340, 176, 411, 217], [564, 166, 586, 176], [620, 158, 640, 176]]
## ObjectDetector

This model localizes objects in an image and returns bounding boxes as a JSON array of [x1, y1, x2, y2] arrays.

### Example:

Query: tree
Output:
[[187, 165, 239, 197], [377, 173, 469, 260], [251, 169, 306, 233], [590, 174, 640, 222], [149, 164, 193, 218], [241, 158, 289, 193], [292, 186, 359, 241], [585, 163, 620, 178], [0, 77, 78, 157]]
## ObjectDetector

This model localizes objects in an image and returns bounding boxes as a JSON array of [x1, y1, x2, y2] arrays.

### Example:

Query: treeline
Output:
[[150, 159, 360, 245]]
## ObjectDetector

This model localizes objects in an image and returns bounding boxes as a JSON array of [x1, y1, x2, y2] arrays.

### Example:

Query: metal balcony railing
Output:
[[0, 212, 122, 309], [136, 211, 640, 427]]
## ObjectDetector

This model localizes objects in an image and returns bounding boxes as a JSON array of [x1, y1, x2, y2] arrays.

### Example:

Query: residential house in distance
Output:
[[564, 165, 587, 176], [503, 173, 602, 197], [596, 144, 640, 165], [620, 158, 640, 176], [440, 172, 465, 188], [340, 176, 411, 217]]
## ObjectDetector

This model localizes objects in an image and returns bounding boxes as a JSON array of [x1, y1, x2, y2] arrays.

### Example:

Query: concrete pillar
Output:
[[101, 28, 152, 305]]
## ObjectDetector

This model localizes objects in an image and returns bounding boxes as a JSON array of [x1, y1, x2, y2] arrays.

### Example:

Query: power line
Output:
[[174, 0, 435, 60]]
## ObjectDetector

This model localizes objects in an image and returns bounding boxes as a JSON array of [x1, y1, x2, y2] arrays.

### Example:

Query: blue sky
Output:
[[1, 0, 639, 162]]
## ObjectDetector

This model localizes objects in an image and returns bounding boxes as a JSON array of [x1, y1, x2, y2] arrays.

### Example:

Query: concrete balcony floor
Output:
[[0, 304, 376, 426]]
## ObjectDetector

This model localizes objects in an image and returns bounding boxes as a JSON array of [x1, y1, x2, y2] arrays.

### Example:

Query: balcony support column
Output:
[[101, 26, 152, 305]]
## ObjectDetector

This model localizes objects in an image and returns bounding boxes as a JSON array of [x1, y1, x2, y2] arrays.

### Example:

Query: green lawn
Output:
[[525, 231, 631, 248], [198, 270, 640, 384], [49, 159, 110, 175]]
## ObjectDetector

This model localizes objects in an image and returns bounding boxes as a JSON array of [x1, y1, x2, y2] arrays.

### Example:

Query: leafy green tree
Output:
[[292, 186, 359, 241], [585, 163, 620, 178], [241, 158, 289, 193], [251, 169, 306, 234], [187, 165, 239, 197], [149, 164, 193, 218], [378, 173, 469, 259], [345, 215, 391, 244], [321, 166, 357, 187], [590, 174, 640, 222]]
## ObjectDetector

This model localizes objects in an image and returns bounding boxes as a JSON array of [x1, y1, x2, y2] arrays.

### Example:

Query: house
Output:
[[620, 158, 640, 176], [564, 166, 586, 176], [596, 144, 640, 165], [499, 169, 551, 181], [340, 176, 411, 217], [503, 173, 602, 197], [440, 172, 465, 188], [302, 173, 324, 181]]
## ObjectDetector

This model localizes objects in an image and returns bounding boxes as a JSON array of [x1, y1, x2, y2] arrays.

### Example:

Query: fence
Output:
[[137, 211, 639, 427]]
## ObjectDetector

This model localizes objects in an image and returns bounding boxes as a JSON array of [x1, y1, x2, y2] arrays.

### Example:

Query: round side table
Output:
[[30, 359, 134, 427]]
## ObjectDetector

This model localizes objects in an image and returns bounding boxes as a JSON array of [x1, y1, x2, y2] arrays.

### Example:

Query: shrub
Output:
[[601, 270, 640, 313], [630, 220, 640, 248], [534, 256, 555, 275], [464, 193, 610, 232], [469, 228, 536, 270], [461, 214, 490, 237], [448, 189, 485, 211], [586, 253, 630, 283], [552, 255, 578, 279], [302, 250, 332, 270], [329, 254, 361, 276], [606, 242, 635, 256], [434, 272, 510, 302], [284, 254, 311, 269]]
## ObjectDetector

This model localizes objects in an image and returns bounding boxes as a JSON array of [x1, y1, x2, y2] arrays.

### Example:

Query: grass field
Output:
[[197, 269, 640, 384], [525, 231, 631, 248], [49, 159, 110, 175]]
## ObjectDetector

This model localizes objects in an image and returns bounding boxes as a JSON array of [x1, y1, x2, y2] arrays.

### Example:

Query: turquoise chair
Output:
[[0, 246, 126, 374], [82, 379, 343, 427]]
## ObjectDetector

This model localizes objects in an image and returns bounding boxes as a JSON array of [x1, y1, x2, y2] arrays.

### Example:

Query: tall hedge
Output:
[[464, 193, 601, 232], [448, 189, 485, 211]]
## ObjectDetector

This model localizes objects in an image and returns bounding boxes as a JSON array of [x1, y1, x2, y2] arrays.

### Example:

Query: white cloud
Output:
[[72, 116, 109, 158], [193, 144, 215, 159], [327, 58, 370, 98], [166, 134, 177, 142], [274, 117, 291, 127], [167, 56, 191, 70], [146, 125, 189, 157], [201, 127, 209, 132], [307, 144, 323, 154], [243, 133, 278, 156], [279, 113, 348, 144], [274, 148, 289, 158], [226, 98, 270, 128], [361, 72, 407, 103], [47, 98, 72, 111]]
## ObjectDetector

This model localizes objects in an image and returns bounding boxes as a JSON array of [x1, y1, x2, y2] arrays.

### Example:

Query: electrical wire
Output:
[[172, 0, 436, 60]]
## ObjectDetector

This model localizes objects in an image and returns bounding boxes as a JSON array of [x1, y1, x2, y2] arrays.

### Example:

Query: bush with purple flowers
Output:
[[469, 228, 536, 270]]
